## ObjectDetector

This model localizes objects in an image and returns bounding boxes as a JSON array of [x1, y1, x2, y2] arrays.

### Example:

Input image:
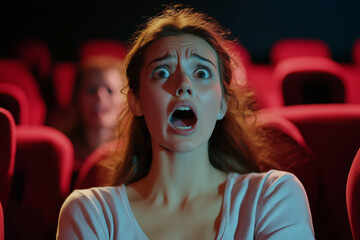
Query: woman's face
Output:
[[134, 34, 226, 153], [79, 68, 126, 129]]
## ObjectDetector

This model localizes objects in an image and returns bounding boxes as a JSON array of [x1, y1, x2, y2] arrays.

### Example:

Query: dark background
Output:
[[0, 0, 359, 63]]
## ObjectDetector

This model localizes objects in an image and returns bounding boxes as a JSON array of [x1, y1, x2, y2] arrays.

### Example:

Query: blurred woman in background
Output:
[[68, 55, 126, 172]]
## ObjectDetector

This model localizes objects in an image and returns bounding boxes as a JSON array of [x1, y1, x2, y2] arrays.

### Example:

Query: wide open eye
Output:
[[152, 66, 170, 79], [194, 66, 212, 79]]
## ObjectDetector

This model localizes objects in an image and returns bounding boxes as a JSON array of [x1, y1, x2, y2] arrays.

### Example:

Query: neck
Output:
[[130, 139, 227, 209]]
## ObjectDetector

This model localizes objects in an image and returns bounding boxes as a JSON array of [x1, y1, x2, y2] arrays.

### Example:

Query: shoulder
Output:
[[59, 186, 127, 220], [57, 186, 128, 239], [228, 170, 304, 195], [225, 170, 314, 239], [227, 170, 311, 222]]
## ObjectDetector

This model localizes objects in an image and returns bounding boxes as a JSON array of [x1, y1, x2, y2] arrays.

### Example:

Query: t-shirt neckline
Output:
[[120, 173, 234, 240]]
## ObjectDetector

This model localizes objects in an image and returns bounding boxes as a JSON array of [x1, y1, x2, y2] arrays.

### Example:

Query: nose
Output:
[[96, 86, 109, 101], [176, 86, 192, 96], [176, 72, 193, 97]]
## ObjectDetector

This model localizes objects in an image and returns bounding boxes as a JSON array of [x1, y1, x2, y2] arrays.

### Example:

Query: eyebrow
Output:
[[191, 53, 216, 68], [146, 52, 217, 68], [147, 54, 174, 68]]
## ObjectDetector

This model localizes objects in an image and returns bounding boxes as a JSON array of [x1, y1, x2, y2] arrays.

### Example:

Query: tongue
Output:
[[172, 118, 194, 128]]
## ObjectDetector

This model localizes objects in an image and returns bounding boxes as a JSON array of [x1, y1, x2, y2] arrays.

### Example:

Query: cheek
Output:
[[140, 87, 169, 131], [112, 94, 126, 109], [198, 85, 223, 114]]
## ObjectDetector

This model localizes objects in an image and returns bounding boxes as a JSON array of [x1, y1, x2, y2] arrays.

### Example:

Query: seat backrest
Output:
[[0, 108, 16, 208], [0, 201, 4, 240], [272, 57, 347, 106], [74, 140, 124, 189], [353, 38, 360, 66], [262, 104, 360, 240], [347, 148, 360, 240], [245, 64, 276, 108], [0, 59, 46, 124], [13, 39, 52, 83], [79, 39, 128, 61], [5, 126, 74, 240], [0, 83, 30, 125], [52, 62, 77, 110], [270, 38, 331, 65], [256, 112, 320, 223]]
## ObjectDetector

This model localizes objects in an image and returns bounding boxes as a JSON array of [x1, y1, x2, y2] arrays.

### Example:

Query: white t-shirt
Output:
[[57, 170, 315, 239]]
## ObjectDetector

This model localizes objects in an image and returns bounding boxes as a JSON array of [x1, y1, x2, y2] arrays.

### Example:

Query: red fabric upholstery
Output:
[[52, 62, 77, 109], [256, 112, 320, 226], [79, 39, 128, 61], [0, 83, 30, 125], [262, 104, 360, 240], [0, 59, 46, 125], [341, 64, 360, 104], [74, 140, 123, 189], [353, 38, 360, 66], [6, 126, 74, 240], [0, 201, 4, 240], [257, 112, 312, 155], [246, 64, 275, 108], [270, 38, 331, 65], [271, 57, 347, 106], [347, 148, 360, 240], [0, 108, 16, 208], [13, 39, 52, 83]]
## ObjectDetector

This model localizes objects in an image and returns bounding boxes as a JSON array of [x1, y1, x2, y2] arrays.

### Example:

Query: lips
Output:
[[93, 105, 109, 116], [169, 102, 198, 133]]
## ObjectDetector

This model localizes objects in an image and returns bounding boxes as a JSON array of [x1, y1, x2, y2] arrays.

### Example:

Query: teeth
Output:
[[175, 125, 192, 130], [176, 106, 191, 111]]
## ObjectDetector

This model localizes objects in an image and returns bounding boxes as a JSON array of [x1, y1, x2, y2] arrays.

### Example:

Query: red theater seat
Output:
[[270, 38, 331, 65], [256, 112, 320, 225], [0, 59, 46, 125], [347, 148, 360, 240], [5, 126, 74, 240], [256, 112, 312, 158], [0, 201, 4, 240], [0, 108, 16, 208], [262, 103, 360, 240], [13, 39, 52, 83], [52, 62, 77, 110], [341, 64, 360, 104], [353, 38, 360, 66], [246, 64, 275, 108], [0, 83, 30, 125], [79, 39, 128, 61], [270, 57, 347, 107], [74, 140, 124, 189]]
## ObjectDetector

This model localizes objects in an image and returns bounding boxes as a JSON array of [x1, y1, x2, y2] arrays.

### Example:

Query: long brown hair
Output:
[[109, 5, 278, 185]]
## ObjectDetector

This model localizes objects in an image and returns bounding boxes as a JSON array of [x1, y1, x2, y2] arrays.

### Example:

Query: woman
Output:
[[69, 55, 127, 172], [57, 5, 314, 239]]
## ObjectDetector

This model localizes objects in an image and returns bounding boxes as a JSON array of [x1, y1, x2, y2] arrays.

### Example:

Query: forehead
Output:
[[144, 34, 219, 63], [83, 68, 122, 85]]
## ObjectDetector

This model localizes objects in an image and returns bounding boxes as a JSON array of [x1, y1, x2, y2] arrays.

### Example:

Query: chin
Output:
[[163, 139, 205, 154]]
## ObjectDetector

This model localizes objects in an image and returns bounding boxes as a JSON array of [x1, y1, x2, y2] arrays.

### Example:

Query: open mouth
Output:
[[170, 106, 198, 130]]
